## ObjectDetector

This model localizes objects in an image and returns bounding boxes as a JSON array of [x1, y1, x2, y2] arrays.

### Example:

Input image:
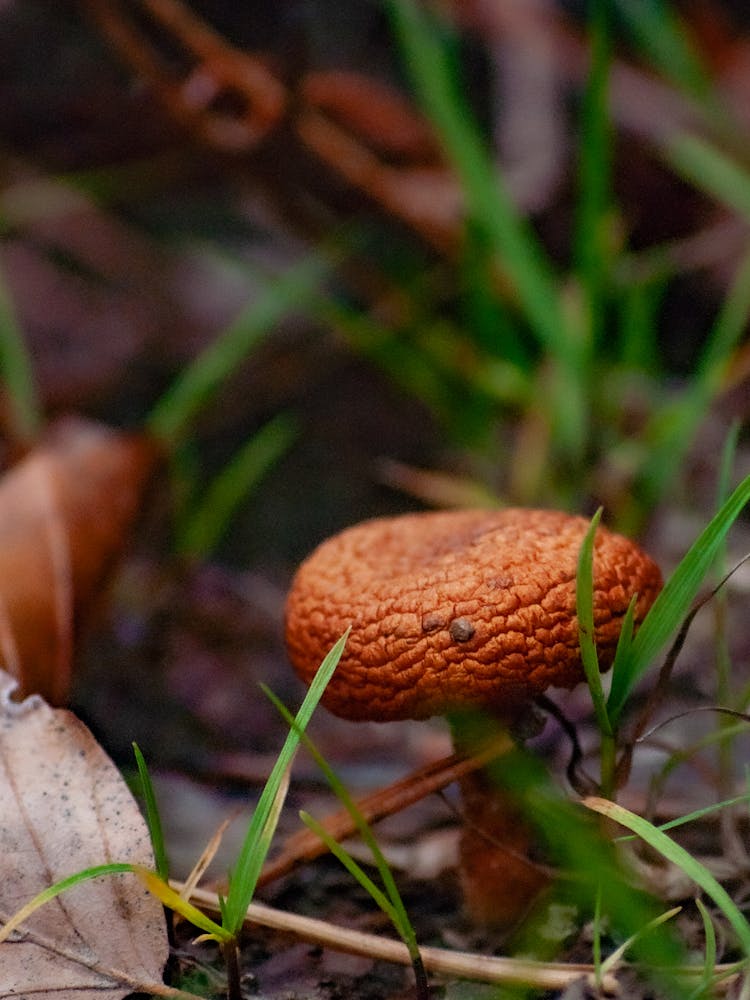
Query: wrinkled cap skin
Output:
[[285, 508, 663, 722]]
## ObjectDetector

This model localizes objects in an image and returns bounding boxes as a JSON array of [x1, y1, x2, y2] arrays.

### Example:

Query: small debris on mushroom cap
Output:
[[285, 508, 662, 721], [449, 617, 475, 643]]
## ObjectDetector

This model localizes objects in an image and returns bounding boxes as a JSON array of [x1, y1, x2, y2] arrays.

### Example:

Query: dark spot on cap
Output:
[[422, 611, 445, 632], [449, 617, 475, 643]]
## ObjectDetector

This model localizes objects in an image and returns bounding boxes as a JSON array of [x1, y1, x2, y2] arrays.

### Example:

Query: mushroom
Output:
[[285, 508, 662, 927]]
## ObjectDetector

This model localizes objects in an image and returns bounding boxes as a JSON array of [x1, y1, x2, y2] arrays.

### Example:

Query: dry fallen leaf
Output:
[[0, 415, 160, 705], [0, 669, 168, 998]]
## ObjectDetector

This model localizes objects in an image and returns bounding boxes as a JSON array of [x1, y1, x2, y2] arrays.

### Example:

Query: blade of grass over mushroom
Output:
[[607, 473, 750, 723], [388, 0, 587, 460], [577, 508, 618, 797], [146, 251, 332, 447], [176, 413, 297, 560], [609, 593, 637, 692], [576, 508, 611, 736], [583, 796, 750, 959], [133, 742, 169, 882], [221, 629, 349, 936], [0, 262, 40, 442]]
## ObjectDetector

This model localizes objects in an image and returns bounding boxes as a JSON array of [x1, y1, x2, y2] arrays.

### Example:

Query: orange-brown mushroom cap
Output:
[[285, 508, 662, 722]]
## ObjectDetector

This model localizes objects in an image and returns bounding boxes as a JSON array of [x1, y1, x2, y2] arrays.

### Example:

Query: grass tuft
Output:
[[607, 473, 750, 723]]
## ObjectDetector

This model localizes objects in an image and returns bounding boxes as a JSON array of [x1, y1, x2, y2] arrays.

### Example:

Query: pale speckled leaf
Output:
[[0, 670, 167, 998]]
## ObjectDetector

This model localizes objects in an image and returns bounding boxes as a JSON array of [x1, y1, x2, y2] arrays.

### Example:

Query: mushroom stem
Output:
[[457, 764, 551, 929], [451, 722, 552, 929]]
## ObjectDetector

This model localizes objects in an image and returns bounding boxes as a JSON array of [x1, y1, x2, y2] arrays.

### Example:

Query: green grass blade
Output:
[[134, 866, 231, 943], [584, 796, 750, 959], [390, 0, 587, 458], [592, 882, 604, 990], [607, 473, 750, 723], [617, 277, 665, 373], [459, 219, 532, 370], [263, 685, 420, 950], [0, 263, 40, 441], [574, 0, 612, 349], [614, 0, 711, 100], [635, 249, 750, 512], [299, 810, 398, 923], [311, 291, 529, 446], [388, 0, 589, 456], [146, 252, 332, 447], [0, 863, 136, 943], [656, 794, 750, 838], [695, 252, 750, 397], [717, 421, 741, 513], [599, 905, 682, 977], [577, 508, 617, 793], [132, 742, 169, 882], [389, 1, 567, 352], [668, 136, 750, 221], [576, 508, 612, 737], [690, 897, 717, 1000], [177, 413, 296, 559], [609, 593, 637, 685], [715, 421, 742, 789], [252, 758, 294, 891], [489, 748, 685, 978], [222, 629, 349, 935]]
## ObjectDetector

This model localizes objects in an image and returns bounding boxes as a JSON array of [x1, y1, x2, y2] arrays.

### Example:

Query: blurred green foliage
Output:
[[372, 0, 750, 529]]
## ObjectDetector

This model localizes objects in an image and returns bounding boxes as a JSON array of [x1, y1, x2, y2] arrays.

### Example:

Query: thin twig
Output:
[[178, 883, 745, 994]]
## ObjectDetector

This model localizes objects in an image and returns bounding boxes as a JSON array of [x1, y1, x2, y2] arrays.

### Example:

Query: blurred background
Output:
[[3, 0, 750, 913]]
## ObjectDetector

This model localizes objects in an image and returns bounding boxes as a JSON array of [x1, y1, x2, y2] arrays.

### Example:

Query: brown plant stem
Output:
[[222, 938, 242, 1000], [455, 750, 552, 928]]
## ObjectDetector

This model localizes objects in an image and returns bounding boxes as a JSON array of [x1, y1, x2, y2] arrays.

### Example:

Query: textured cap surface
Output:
[[285, 508, 662, 721]]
